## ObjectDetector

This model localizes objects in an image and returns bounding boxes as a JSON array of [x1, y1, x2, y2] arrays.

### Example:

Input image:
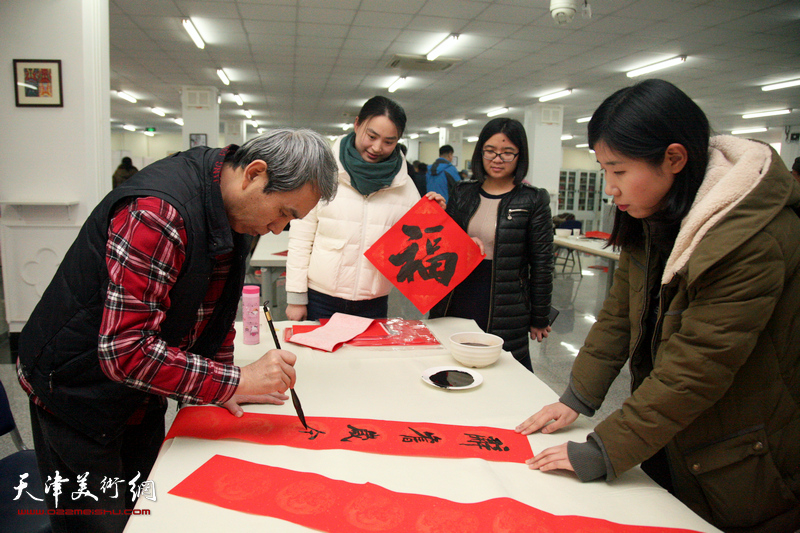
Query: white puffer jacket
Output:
[[285, 136, 420, 303]]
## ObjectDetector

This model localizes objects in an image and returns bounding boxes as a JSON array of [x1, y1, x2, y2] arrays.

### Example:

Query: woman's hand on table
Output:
[[425, 191, 446, 210], [530, 325, 551, 342], [515, 402, 578, 435], [286, 304, 307, 321], [222, 392, 289, 418], [526, 443, 574, 473]]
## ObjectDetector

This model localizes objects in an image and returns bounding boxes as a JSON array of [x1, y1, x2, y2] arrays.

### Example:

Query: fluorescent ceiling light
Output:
[[341, 123, 352, 131], [250, 120, 259, 128], [150, 107, 165, 117], [761, 79, 800, 91], [122, 124, 136, 131], [117, 91, 137, 103], [327, 135, 338, 141], [217, 69, 230, 85], [452, 119, 468, 127], [561, 134, 573, 141], [426, 34, 459, 61], [173, 117, 184, 126], [409, 133, 419, 139], [576, 143, 589, 148], [387, 76, 406, 93], [233, 93, 243, 106], [244, 109, 253, 119], [466, 136, 479, 142], [486, 107, 508, 117], [742, 109, 790, 119], [626, 56, 686, 78], [576, 116, 591, 123], [258, 128, 265, 134], [143, 131, 155, 137], [539, 89, 572, 102], [731, 127, 768, 135], [428, 127, 440, 134], [182, 19, 205, 49]]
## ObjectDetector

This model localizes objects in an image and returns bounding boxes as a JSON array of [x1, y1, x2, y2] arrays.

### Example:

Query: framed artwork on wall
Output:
[[189, 133, 208, 147], [14, 59, 63, 107]]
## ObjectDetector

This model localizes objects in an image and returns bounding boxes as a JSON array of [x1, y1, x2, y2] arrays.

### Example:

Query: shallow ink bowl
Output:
[[448, 332, 503, 368]]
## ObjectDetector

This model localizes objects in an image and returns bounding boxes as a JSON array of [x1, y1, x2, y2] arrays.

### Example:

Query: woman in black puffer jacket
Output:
[[429, 118, 554, 371]]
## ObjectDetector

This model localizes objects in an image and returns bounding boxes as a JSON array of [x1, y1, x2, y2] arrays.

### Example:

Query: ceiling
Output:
[[109, 0, 800, 147]]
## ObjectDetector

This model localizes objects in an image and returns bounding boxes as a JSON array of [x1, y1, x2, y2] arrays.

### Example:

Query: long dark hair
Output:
[[470, 118, 529, 185], [588, 79, 710, 249], [357, 96, 407, 138]]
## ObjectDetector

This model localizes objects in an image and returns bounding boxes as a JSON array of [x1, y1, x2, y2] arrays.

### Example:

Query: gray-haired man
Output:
[[17, 129, 337, 533]]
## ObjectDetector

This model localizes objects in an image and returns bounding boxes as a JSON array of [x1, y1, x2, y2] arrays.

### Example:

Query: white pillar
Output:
[[0, 0, 110, 331], [182, 86, 220, 149], [224, 119, 247, 147], [524, 104, 563, 217]]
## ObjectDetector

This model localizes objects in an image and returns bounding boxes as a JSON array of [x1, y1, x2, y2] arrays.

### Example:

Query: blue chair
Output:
[[0, 379, 52, 533]]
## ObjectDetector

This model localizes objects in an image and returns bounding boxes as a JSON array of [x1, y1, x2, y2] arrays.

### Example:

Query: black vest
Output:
[[18, 146, 251, 444]]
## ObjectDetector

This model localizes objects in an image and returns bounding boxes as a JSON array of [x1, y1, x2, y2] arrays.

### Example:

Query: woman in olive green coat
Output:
[[517, 79, 800, 533]]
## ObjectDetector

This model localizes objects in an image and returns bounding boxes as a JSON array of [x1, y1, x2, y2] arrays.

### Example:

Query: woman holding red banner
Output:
[[429, 118, 554, 372], [285, 96, 443, 321]]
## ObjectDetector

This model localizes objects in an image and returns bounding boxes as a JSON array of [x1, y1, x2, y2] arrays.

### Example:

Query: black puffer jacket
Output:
[[430, 180, 553, 364]]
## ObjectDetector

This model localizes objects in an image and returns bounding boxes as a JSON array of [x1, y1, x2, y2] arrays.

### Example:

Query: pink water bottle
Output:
[[242, 285, 260, 345]]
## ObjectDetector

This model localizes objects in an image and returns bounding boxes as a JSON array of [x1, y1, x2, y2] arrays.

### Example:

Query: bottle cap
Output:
[[242, 285, 260, 295]]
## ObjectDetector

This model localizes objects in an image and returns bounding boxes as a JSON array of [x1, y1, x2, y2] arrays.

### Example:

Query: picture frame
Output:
[[189, 133, 208, 148], [13, 59, 63, 107]]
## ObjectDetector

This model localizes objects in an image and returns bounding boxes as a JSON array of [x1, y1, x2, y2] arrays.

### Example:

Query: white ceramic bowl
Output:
[[448, 332, 503, 368], [555, 228, 572, 237]]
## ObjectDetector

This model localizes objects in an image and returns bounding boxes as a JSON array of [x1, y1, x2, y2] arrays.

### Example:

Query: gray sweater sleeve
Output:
[[567, 432, 617, 482], [559, 378, 598, 417]]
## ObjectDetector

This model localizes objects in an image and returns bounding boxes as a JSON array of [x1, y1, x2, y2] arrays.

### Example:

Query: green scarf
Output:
[[339, 132, 403, 196]]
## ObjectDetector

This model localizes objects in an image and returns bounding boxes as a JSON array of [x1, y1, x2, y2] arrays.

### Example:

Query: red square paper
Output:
[[364, 197, 484, 313]]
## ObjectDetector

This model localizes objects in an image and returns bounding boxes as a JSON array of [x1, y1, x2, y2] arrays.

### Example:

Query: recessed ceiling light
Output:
[[233, 93, 243, 106], [428, 127, 440, 134], [761, 79, 800, 91], [388, 76, 406, 93], [143, 131, 155, 137], [576, 143, 589, 148], [539, 89, 572, 102], [426, 34, 459, 61], [742, 109, 790, 119], [626, 56, 686, 78], [576, 116, 591, 123], [217, 69, 230, 85], [244, 110, 252, 119], [452, 119, 468, 127], [123, 124, 136, 131], [486, 107, 508, 117], [409, 133, 419, 139], [467, 136, 479, 142], [561, 134, 574, 141], [731, 127, 768, 135], [173, 118, 184, 126], [117, 91, 137, 103], [150, 107, 165, 117], [182, 19, 205, 49]]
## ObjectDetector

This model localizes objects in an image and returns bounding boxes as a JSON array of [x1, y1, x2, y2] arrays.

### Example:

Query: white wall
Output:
[[562, 147, 601, 170]]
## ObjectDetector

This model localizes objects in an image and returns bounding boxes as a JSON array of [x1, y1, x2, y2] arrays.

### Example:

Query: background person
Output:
[[429, 118, 554, 372], [792, 155, 800, 184], [285, 96, 435, 321], [426, 144, 461, 201], [17, 129, 337, 533], [112, 156, 138, 188], [517, 79, 800, 533]]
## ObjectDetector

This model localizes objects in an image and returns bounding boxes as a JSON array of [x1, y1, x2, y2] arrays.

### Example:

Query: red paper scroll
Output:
[[165, 407, 531, 463], [170, 455, 702, 533], [364, 197, 484, 313]]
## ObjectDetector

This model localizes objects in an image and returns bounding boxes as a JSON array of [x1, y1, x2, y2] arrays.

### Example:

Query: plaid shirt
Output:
[[19, 196, 240, 409]]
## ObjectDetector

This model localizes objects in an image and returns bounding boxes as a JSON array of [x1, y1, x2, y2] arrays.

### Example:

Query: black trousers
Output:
[[29, 400, 165, 533]]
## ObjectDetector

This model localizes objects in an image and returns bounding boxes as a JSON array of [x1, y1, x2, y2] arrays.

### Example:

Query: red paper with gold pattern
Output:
[[169, 455, 703, 533], [165, 406, 530, 463], [364, 197, 483, 314]]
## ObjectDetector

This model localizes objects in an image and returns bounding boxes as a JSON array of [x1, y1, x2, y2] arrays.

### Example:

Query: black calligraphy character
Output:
[[300, 425, 326, 440], [400, 427, 442, 444], [460, 433, 510, 452], [389, 224, 458, 286], [341, 425, 379, 442]]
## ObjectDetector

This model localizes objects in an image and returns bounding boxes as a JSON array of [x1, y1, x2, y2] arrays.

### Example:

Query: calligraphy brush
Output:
[[262, 301, 308, 430]]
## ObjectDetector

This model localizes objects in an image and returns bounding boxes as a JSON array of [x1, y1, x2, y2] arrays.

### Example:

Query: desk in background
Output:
[[554, 235, 620, 293], [249, 232, 289, 319], [125, 317, 717, 533]]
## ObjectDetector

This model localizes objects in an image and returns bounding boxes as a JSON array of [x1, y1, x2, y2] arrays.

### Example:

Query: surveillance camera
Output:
[[550, 0, 578, 25]]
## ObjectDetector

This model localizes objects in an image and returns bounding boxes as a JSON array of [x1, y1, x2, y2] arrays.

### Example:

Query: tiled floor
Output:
[[0, 253, 630, 459]]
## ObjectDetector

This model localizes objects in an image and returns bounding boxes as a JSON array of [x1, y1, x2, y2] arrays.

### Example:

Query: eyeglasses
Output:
[[482, 149, 519, 162]]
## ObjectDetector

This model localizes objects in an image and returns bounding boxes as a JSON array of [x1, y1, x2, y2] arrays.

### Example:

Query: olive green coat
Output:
[[571, 136, 800, 531]]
